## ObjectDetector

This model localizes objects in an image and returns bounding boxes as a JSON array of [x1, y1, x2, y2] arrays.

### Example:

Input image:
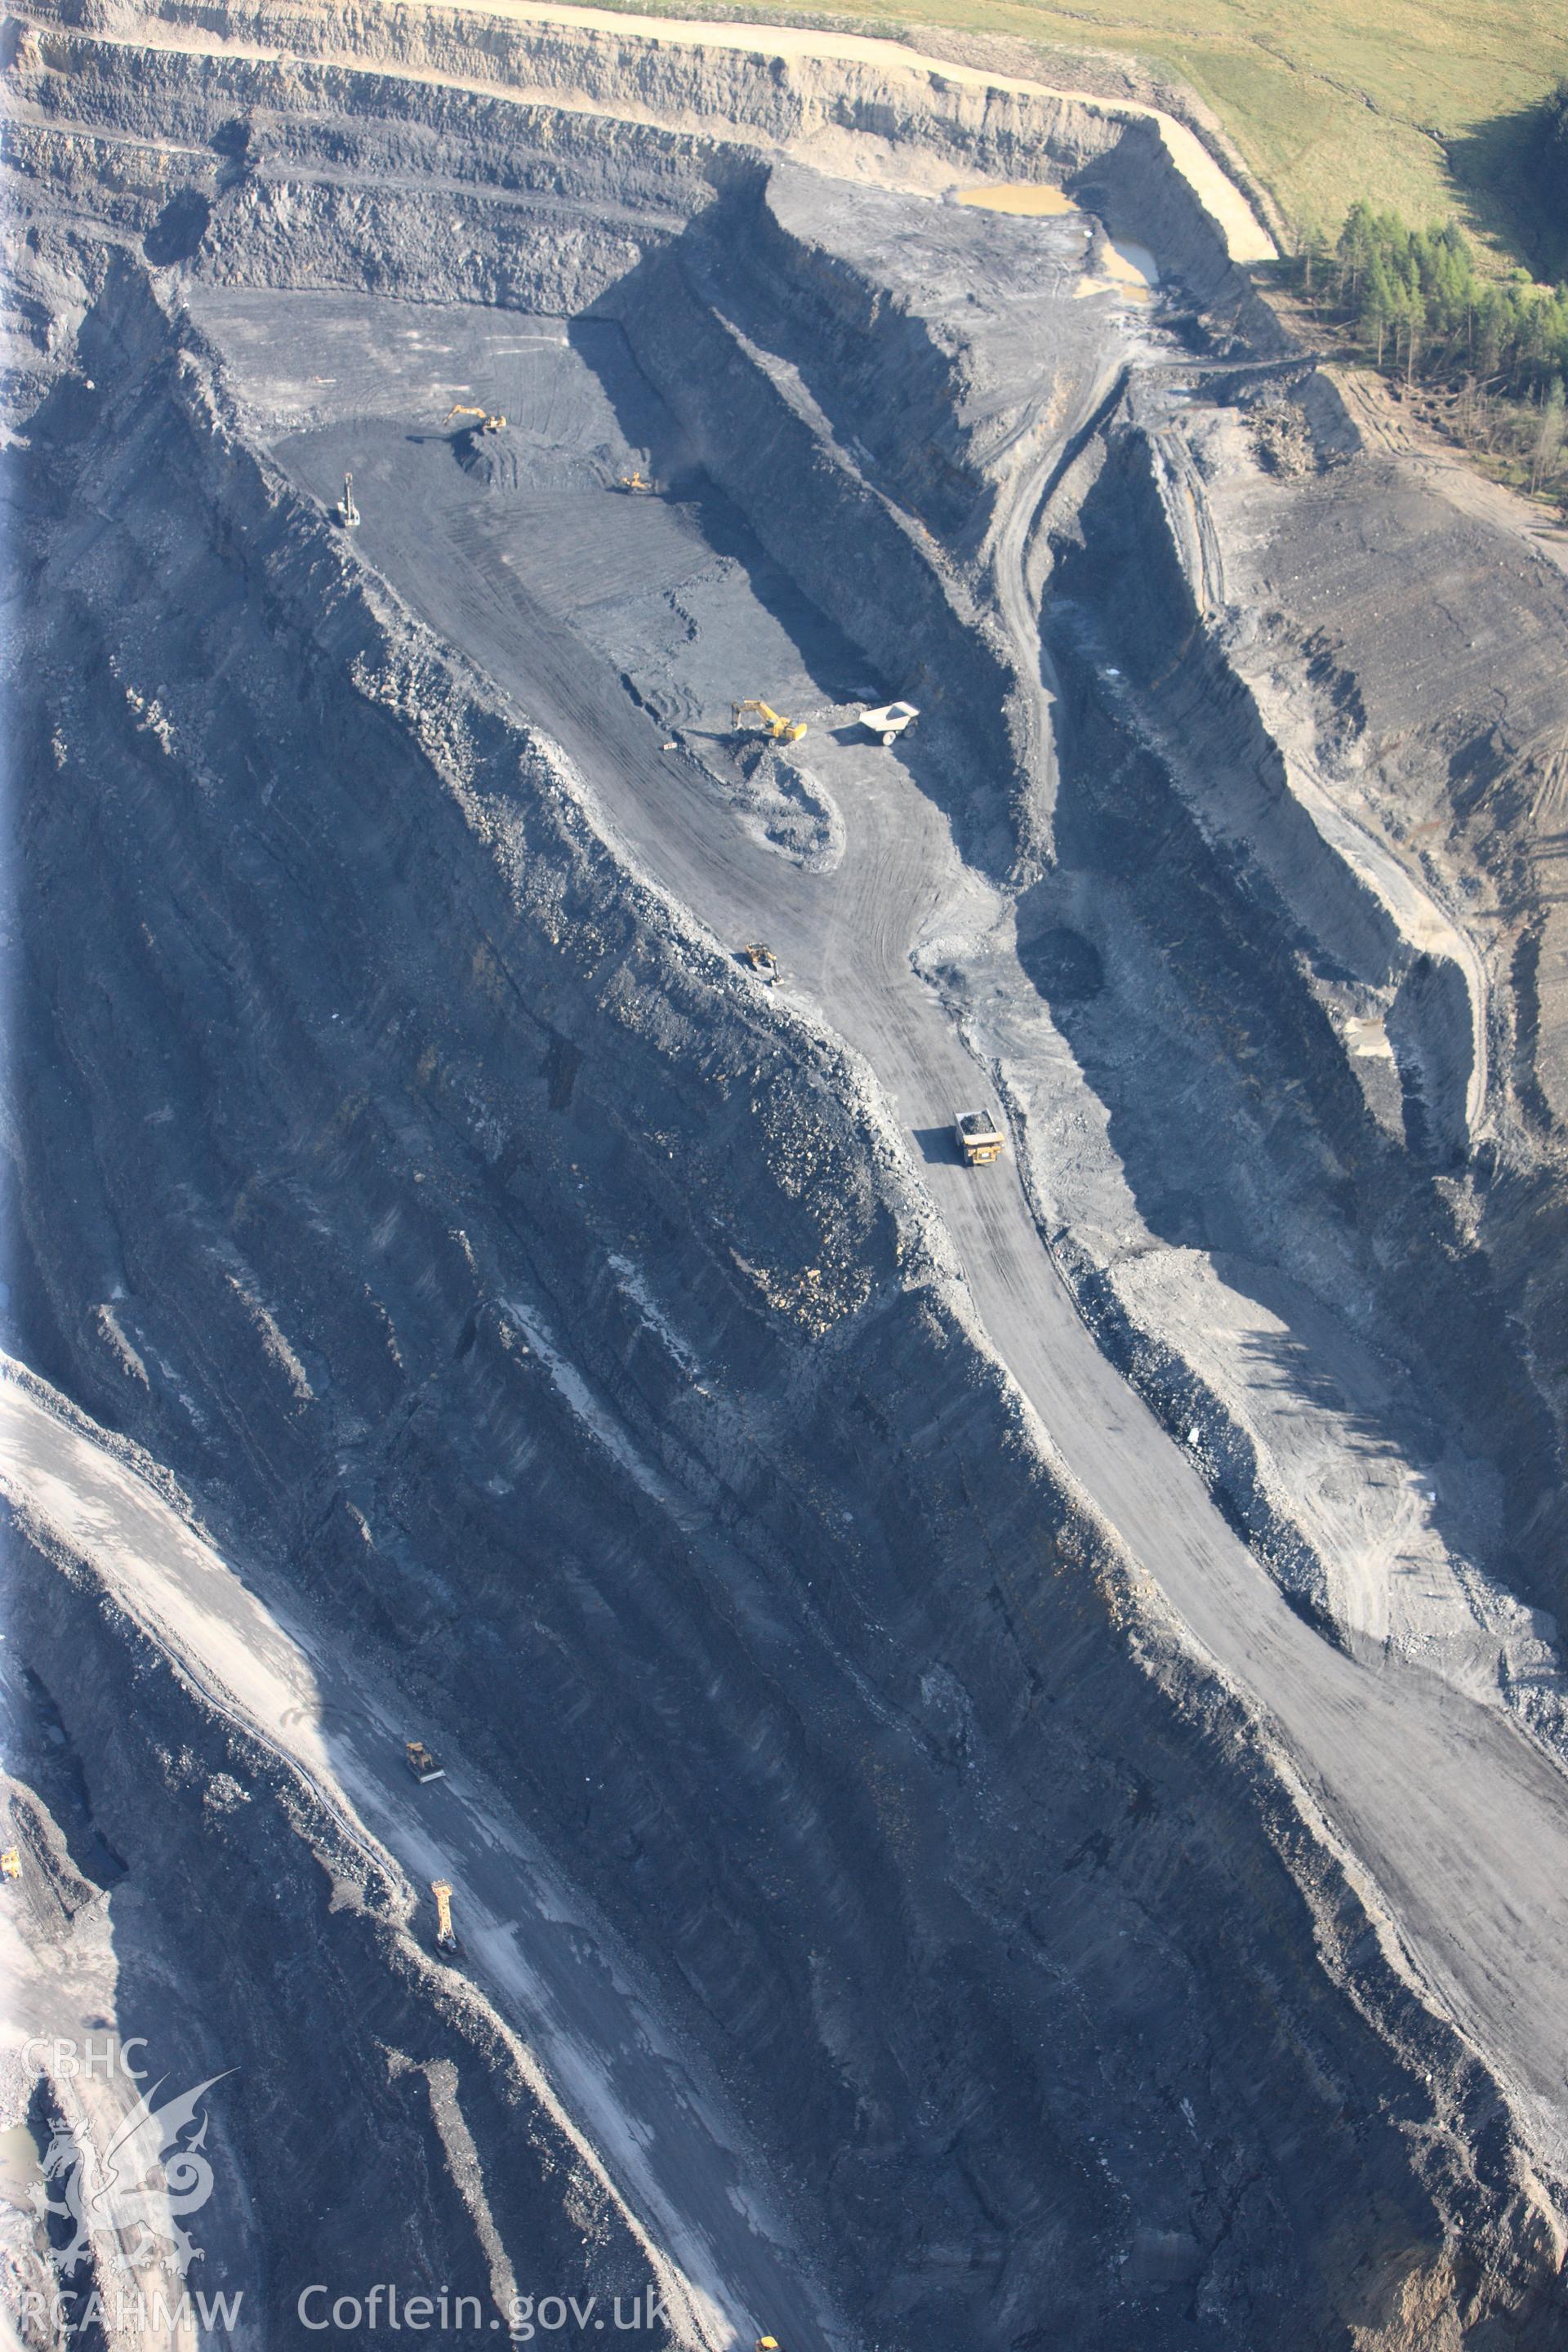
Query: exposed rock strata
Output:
[[2, 7, 1567, 2349]]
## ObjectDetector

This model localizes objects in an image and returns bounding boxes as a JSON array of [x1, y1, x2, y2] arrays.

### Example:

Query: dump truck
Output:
[[955, 1109, 1004, 1167], [733, 699, 808, 744], [737, 943, 780, 985], [859, 700, 919, 746], [405, 1740, 446, 1784]]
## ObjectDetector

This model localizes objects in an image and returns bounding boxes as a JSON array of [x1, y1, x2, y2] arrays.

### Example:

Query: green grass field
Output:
[[592, 0, 1568, 256], [964, 0, 1568, 250]]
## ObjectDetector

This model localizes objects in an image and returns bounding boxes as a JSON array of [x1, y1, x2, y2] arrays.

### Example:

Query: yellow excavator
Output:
[[616, 468, 659, 494], [431, 1879, 460, 1953], [444, 404, 507, 433], [732, 699, 807, 744]]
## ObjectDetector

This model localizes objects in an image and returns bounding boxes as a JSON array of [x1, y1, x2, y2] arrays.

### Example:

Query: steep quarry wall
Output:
[[4, 1499, 667, 2350], [726, 169, 989, 546], [1, 240, 1561, 2349], [6, 0, 1277, 293], [1147, 399, 1568, 1633], [603, 230, 1030, 874], [0, 0, 1265, 885], [13, 0, 1267, 249], [4, 7, 1568, 2350]]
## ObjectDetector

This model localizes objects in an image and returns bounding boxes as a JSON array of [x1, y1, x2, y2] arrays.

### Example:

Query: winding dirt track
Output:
[[303, 431, 1568, 2175]]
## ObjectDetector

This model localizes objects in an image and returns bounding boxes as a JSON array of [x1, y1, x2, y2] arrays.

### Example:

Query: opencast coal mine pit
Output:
[[5, 3, 1568, 2347]]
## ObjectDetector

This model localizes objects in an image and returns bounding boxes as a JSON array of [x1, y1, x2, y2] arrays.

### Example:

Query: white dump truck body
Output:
[[860, 701, 920, 745]]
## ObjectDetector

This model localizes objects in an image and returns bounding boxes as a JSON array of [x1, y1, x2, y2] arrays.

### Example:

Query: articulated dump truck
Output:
[[955, 1109, 1005, 1168]]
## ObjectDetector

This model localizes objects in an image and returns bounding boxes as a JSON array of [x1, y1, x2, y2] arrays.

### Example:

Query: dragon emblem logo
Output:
[[33, 2073, 232, 2278]]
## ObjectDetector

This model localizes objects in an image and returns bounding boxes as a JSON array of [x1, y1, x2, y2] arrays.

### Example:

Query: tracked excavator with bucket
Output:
[[732, 700, 807, 744], [431, 1880, 461, 1953]]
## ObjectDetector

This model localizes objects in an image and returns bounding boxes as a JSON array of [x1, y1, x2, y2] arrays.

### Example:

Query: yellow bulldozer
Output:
[[444, 403, 507, 433], [405, 1740, 446, 1784], [732, 699, 807, 744]]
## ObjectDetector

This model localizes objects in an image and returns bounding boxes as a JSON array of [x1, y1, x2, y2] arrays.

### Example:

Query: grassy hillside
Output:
[[589, 0, 1568, 253]]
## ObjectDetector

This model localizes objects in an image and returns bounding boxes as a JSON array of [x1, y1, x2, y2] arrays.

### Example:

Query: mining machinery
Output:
[[732, 699, 807, 744]]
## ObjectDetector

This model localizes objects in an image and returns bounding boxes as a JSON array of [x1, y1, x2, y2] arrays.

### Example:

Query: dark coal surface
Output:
[[3, 13, 1568, 2352]]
